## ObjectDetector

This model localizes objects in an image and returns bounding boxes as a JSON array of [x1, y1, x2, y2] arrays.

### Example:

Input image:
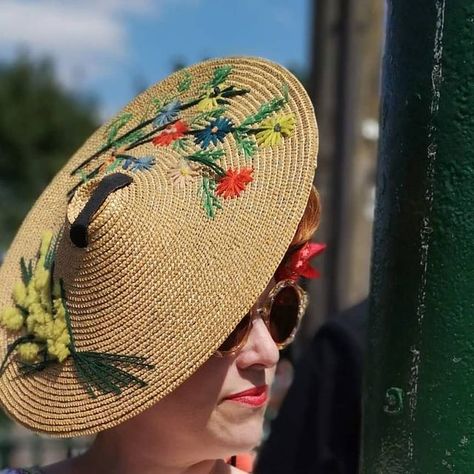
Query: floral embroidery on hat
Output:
[[0, 232, 154, 398], [256, 114, 296, 147], [216, 167, 254, 199], [152, 120, 189, 147], [153, 99, 182, 128], [194, 117, 233, 149], [168, 159, 201, 189], [70, 65, 297, 219]]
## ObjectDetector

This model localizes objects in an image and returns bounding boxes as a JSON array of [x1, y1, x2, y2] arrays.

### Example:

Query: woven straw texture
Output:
[[0, 56, 318, 437]]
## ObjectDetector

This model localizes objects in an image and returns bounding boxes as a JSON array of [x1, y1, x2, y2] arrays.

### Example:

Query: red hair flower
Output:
[[216, 167, 253, 198], [152, 120, 188, 146], [275, 242, 326, 281]]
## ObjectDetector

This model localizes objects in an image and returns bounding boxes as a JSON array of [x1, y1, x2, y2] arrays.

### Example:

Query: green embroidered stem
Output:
[[67, 165, 102, 200], [0, 335, 35, 375], [19, 358, 57, 376], [233, 130, 257, 159], [190, 107, 227, 127], [187, 150, 225, 177], [172, 138, 193, 152], [112, 129, 145, 149], [238, 94, 288, 129], [199, 177, 222, 219], [106, 113, 133, 145]]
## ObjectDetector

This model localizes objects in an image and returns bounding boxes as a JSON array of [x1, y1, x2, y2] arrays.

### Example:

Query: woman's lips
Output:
[[224, 385, 268, 407]]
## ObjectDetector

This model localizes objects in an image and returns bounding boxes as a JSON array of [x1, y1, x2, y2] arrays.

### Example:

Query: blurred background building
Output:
[[0, 0, 384, 468]]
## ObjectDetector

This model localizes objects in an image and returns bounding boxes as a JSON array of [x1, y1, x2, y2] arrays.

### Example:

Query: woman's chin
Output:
[[217, 413, 266, 454]]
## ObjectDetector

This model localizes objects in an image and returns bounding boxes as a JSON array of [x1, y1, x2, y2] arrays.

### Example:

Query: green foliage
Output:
[[234, 130, 257, 159], [187, 150, 225, 176], [20, 257, 33, 285], [105, 113, 132, 145], [199, 176, 222, 219], [239, 95, 287, 129], [0, 55, 99, 252], [177, 71, 192, 93], [205, 65, 232, 90]]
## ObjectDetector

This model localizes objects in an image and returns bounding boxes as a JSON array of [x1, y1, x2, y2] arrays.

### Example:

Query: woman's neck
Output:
[[41, 431, 242, 474]]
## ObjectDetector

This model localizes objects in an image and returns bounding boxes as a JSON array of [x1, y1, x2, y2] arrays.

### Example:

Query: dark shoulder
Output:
[[0, 468, 45, 474]]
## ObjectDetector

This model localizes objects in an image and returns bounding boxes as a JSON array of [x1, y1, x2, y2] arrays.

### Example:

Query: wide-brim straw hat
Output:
[[0, 56, 318, 437]]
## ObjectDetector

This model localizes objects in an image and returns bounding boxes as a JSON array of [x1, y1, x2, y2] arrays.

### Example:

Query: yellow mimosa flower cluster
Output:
[[0, 231, 71, 364]]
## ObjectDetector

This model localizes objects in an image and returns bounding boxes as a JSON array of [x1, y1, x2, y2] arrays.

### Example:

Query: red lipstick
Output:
[[224, 385, 268, 407]]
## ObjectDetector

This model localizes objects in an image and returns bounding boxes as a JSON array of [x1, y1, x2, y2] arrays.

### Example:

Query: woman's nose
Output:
[[236, 317, 279, 369]]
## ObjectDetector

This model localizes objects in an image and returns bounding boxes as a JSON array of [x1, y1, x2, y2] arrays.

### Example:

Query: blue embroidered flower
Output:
[[122, 156, 155, 172], [153, 100, 181, 127], [194, 117, 233, 149]]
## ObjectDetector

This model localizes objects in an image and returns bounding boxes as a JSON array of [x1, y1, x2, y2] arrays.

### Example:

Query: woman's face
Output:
[[133, 277, 280, 463]]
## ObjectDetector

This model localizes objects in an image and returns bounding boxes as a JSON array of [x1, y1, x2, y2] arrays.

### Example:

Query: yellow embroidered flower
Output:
[[256, 113, 296, 147], [197, 96, 219, 112], [1, 307, 24, 331], [26, 302, 54, 339], [17, 342, 40, 363], [24, 279, 41, 307], [47, 340, 70, 362], [168, 159, 200, 189], [35, 267, 52, 312], [38, 231, 53, 262], [12, 282, 27, 307]]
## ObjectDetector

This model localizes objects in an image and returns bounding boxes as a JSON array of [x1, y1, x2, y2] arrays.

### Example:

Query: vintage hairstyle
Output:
[[289, 185, 321, 250]]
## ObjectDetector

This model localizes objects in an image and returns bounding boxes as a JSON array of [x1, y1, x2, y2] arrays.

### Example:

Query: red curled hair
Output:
[[289, 185, 321, 249]]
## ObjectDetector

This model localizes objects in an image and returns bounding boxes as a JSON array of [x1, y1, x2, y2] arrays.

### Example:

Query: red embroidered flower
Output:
[[216, 167, 253, 199], [152, 120, 188, 146], [275, 242, 326, 281]]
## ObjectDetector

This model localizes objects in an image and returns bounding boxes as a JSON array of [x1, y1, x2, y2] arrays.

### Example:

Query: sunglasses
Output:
[[215, 279, 308, 357]]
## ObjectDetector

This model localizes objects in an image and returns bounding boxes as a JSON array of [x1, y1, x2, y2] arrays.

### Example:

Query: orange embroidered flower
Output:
[[216, 167, 253, 199], [152, 120, 188, 146]]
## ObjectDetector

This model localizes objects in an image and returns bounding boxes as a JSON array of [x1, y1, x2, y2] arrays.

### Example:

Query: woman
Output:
[[0, 56, 321, 474]]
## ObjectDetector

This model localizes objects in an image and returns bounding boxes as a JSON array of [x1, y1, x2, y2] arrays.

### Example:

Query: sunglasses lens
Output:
[[269, 285, 301, 344], [218, 313, 251, 353]]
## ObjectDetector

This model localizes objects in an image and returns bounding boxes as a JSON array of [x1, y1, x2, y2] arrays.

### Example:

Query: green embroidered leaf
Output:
[[205, 65, 232, 90], [77, 168, 89, 184], [106, 113, 133, 145], [199, 177, 222, 219], [234, 132, 257, 159], [72, 350, 153, 398], [187, 149, 225, 176], [178, 71, 192, 92], [44, 235, 57, 270], [172, 138, 190, 152], [20, 257, 33, 285], [238, 96, 287, 129], [113, 129, 145, 148]]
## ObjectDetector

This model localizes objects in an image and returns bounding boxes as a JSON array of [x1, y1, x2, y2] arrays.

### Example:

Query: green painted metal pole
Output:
[[361, 1, 474, 473]]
